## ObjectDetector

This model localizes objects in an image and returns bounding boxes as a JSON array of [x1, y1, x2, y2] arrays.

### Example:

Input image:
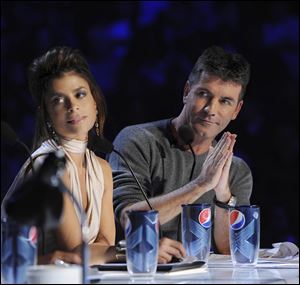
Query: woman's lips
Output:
[[67, 116, 86, 125]]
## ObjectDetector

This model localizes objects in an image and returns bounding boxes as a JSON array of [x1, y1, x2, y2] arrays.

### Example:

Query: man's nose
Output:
[[203, 101, 217, 116]]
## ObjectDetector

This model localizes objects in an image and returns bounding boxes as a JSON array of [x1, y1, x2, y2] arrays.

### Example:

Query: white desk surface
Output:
[[89, 254, 299, 284]]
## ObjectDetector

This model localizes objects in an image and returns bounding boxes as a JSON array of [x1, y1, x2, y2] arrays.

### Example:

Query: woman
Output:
[[2, 46, 116, 265]]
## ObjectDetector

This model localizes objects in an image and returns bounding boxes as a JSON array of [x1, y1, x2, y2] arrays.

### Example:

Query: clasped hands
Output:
[[196, 131, 236, 201]]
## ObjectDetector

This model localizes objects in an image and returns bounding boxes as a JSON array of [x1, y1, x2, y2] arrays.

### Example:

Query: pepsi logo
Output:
[[28, 226, 38, 245], [198, 208, 211, 228], [230, 210, 245, 230]]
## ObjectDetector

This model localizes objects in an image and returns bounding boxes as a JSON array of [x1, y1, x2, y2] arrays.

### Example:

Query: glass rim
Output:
[[181, 203, 211, 207], [125, 209, 158, 214], [231, 205, 260, 209]]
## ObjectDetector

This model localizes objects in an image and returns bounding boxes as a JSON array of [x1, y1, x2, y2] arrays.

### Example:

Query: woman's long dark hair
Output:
[[28, 46, 107, 151]]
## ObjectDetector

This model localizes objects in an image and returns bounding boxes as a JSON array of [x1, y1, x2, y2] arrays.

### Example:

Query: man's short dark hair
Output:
[[188, 46, 251, 100]]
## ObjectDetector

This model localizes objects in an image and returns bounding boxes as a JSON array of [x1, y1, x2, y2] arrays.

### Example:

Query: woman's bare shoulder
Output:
[[95, 156, 112, 175]]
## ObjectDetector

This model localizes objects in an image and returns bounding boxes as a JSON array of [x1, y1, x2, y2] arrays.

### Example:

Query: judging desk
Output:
[[89, 254, 299, 284]]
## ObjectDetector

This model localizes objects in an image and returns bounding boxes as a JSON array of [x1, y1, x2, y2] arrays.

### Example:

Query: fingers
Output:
[[212, 132, 228, 153], [60, 252, 82, 264], [206, 132, 227, 159], [158, 238, 186, 264], [207, 133, 228, 160], [228, 133, 237, 153], [198, 132, 237, 190], [39, 250, 82, 265], [215, 147, 232, 167], [215, 132, 236, 171], [223, 149, 234, 172], [158, 252, 172, 264], [210, 132, 236, 159]]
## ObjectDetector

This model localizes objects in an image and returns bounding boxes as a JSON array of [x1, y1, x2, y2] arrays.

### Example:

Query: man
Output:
[[109, 46, 252, 263]]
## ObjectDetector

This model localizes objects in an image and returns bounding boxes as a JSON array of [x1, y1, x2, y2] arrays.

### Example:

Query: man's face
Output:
[[183, 72, 243, 140]]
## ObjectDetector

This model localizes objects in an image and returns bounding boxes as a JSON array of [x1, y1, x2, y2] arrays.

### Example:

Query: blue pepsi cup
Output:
[[1, 218, 38, 284], [181, 204, 212, 262], [125, 210, 159, 277], [229, 205, 260, 266]]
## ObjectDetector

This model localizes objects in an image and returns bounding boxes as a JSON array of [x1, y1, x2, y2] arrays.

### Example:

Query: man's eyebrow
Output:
[[195, 87, 211, 93], [221, 95, 234, 100]]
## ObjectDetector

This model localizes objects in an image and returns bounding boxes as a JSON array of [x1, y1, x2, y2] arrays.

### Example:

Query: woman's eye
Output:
[[77, 91, 86, 98], [52, 97, 64, 104]]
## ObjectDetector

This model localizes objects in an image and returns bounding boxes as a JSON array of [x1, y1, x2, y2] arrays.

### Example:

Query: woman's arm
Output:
[[47, 157, 116, 265], [80, 158, 116, 265], [55, 188, 83, 250]]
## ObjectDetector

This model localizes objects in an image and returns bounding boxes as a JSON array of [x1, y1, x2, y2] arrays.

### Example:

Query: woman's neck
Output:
[[69, 153, 86, 172], [59, 137, 88, 169]]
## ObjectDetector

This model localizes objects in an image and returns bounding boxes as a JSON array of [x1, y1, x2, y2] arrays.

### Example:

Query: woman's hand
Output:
[[38, 250, 81, 265], [158, 237, 186, 264]]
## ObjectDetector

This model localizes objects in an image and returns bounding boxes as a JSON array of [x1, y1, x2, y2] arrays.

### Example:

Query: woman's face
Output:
[[44, 71, 97, 141]]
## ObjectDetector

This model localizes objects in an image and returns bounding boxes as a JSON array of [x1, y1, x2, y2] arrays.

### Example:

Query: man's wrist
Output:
[[216, 195, 231, 204], [213, 194, 236, 210]]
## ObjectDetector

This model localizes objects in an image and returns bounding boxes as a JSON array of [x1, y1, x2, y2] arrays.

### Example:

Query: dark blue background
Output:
[[1, 1, 299, 248]]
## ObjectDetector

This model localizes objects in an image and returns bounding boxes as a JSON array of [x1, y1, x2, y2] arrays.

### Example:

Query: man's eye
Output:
[[197, 91, 208, 97], [221, 99, 232, 105]]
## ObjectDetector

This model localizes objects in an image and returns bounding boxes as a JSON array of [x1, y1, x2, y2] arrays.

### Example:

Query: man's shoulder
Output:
[[118, 118, 170, 137], [232, 155, 251, 173]]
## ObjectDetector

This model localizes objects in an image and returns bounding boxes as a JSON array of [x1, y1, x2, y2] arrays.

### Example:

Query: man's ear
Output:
[[231, 100, 244, 120], [183, 81, 190, 104]]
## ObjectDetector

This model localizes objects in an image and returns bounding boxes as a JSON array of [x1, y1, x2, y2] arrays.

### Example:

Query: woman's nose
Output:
[[66, 99, 79, 112]]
